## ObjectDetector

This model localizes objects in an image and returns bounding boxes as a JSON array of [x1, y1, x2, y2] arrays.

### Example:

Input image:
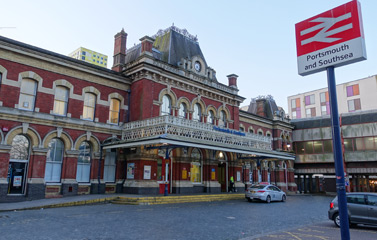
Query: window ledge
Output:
[[46, 182, 62, 186]]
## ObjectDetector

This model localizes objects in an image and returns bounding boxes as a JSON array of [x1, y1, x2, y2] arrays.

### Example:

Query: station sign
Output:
[[295, 0, 366, 76]]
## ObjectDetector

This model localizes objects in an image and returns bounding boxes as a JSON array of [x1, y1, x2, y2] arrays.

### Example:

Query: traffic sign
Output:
[[295, 0, 366, 76]]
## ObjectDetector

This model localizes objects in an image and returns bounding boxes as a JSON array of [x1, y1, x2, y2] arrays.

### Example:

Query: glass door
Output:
[[8, 161, 28, 194]]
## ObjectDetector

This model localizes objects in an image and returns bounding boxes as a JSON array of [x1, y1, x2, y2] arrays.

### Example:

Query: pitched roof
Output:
[[125, 26, 207, 68]]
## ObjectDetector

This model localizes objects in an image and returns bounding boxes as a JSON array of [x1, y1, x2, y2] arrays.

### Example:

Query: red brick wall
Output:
[[0, 59, 129, 124]]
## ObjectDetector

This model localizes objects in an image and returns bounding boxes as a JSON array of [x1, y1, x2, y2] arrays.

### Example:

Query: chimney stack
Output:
[[112, 28, 127, 72], [227, 74, 238, 88], [140, 36, 155, 54]]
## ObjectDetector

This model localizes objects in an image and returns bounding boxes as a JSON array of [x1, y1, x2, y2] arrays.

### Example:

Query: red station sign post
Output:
[[295, 1, 366, 239]]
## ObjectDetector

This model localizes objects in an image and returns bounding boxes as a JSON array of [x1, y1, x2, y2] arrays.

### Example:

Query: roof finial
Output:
[[172, 22, 174, 26]]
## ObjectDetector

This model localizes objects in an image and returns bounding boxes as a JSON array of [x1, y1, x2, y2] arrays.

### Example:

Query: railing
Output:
[[122, 116, 272, 151]]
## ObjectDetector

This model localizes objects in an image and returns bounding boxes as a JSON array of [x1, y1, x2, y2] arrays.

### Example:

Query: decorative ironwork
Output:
[[122, 116, 272, 151], [152, 25, 198, 42]]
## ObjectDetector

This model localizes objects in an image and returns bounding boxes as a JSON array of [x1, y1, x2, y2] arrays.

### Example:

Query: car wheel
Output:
[[333, 213, 340, 228], [281, 195, 286, 202], [247, 198, 253, 202], [266, 195, 271, 203]]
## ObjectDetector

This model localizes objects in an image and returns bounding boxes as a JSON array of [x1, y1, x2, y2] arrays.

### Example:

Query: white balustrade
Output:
[[122, 116, 272, 151]]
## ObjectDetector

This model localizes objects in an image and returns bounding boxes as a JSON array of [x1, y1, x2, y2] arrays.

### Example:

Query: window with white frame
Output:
[[83, 93, 96, 120], [178, 102, 187, 118], [104, 149, 116, 182], [45, 138, 64, 182], [161, 95, 172, 116], [348, 99, 361, 112], [53, 86, 69, 116], [109, 99, 120, 124], [193, 103, 202, 122], [207, 110, 215, 124], [219, 110, 226, 127], [76, 141, 91, 182], [190, 148, 202, 183], [19, 79, 37, 111]]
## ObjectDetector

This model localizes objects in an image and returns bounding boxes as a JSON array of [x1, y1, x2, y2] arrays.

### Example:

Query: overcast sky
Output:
[[1, 0, 376, 111]]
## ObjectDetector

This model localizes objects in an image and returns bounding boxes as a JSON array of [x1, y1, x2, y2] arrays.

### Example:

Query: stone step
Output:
[[111, 194, 245, 205]]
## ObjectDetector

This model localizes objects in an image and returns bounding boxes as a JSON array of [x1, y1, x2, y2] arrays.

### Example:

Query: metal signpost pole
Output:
[[327, 66, 350, 240]]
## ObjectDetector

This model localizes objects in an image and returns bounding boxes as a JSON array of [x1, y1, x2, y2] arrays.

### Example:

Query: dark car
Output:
[[328, 192, 377, 227]]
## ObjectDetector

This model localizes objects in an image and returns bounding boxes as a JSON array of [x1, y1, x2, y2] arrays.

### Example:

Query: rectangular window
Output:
[[19, 79, 37, 111], [347, 84, 360, 97], [305, 94, 315, 105], [291, 99, 296, 108], [313, 141, 323, 154], [355, 138, 364, 151], [365, 137, 375, 150], [109, 99, 120, 124], [295, 142, 305, 154], [83, 93, 96, 120], [305, 141, 314, 154], [292, 111, 297, 119], [82, 56, 85, 60], [321, 105, 327, 116], [53, 86, 69, 116], [343, 139, 354, 152], [323, 140, 333, 153], [82, 51, 86, 55], [320, 92, 326, 103], [306, 108, 316, 118], [348, 99, 361, 112]]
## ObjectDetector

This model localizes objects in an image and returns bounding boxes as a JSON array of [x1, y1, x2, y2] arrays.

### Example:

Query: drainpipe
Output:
[[98, 144, 103, 194], [126, 89, 131, 122]]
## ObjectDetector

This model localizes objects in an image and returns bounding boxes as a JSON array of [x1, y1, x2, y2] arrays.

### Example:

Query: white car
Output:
[[245, 184, 286, 203]]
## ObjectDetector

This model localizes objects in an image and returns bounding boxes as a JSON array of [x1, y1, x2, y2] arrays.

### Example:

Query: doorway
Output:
[[8, 134, 30, 195], [218, 162, 227, 192]]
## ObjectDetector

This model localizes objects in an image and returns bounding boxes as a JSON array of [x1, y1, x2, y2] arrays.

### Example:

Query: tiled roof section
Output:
[[247, 96, 279, 120], [0, 35, 121, 75], [292, 110, 377, 129], [152, 28, 207, 67], [125, 43, 162, 64]]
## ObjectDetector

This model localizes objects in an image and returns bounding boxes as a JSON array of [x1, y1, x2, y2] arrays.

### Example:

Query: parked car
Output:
[[328, 192, 377, 227], [245, 183, 286, 203]]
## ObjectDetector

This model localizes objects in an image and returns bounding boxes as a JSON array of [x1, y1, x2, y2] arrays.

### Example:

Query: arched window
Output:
[[258, 130, 264, 136], [161, 95, 172, 116], [249, 128, 254, 134], [193, 103, 202, 122], [76, 141, 92, 182], [83, 93, 96, 121], [45, 138, 64, 182], [109, 98, 120, 124], [190, 148, 202, 183], [53, 86, 69, 116], [19, 79, 37, 111], [207, 110, 215, 124], [8, 135, 30, 194], [178, 102, 187, 118], [219, 110, 226, 127]]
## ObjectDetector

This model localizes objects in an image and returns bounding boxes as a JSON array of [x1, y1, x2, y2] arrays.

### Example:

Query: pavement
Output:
[[0, 192, 310, 212], [0, 193, 128, 212]]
